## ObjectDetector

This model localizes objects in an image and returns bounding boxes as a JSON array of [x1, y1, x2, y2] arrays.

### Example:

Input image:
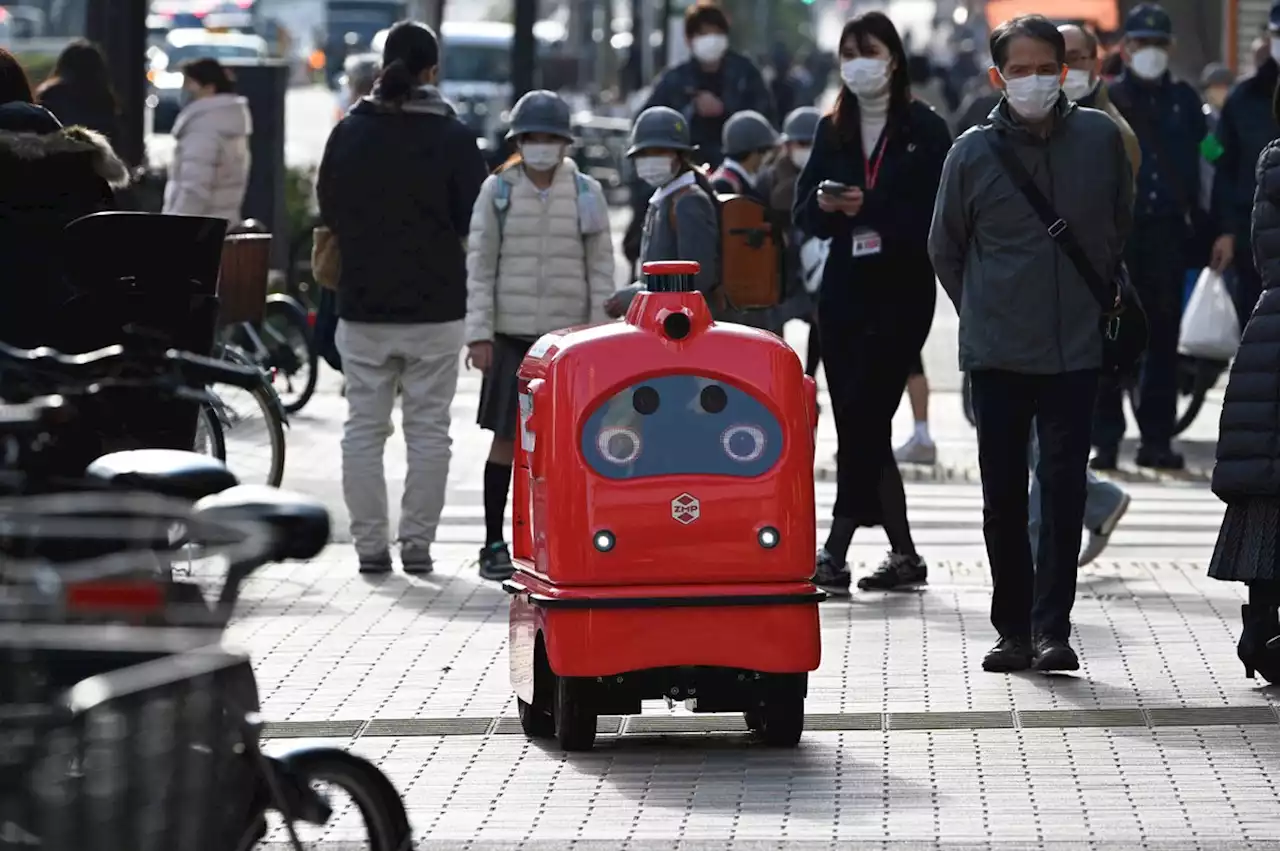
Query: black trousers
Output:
[[970, 369, 1099, 641], [1094, 216, 1186, 452]]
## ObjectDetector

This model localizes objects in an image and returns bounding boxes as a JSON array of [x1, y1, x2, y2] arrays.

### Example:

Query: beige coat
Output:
[[465, 159, 615, 343], [163, 93, 252, 223]]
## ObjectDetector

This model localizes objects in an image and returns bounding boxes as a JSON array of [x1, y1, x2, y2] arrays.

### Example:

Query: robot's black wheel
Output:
[[518, 696, 554, 738], [750, 694, 805, 747], [553, 676, 597, 751]]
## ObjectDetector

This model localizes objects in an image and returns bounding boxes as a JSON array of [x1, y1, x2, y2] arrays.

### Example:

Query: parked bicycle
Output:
[[0, 343, 412, 850]]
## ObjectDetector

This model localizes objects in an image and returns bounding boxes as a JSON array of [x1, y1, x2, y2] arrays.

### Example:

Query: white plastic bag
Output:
[[1179, 267, 1241, 361], [799, 237, 830, 295]]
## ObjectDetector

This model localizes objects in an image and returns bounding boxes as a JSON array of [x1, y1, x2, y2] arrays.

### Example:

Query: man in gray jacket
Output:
[[927, 15, 1133, 675]]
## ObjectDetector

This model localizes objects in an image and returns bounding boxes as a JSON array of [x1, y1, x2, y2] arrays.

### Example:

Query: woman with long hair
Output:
[[793, 12, 952, 594], [35, 39, 119, 142]]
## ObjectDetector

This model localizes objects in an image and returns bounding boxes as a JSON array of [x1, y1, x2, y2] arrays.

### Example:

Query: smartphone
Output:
[[818, 180, 849, 195]]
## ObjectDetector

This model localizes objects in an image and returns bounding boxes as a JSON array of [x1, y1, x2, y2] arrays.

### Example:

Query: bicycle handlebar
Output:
[[0, 342, 263, 393]]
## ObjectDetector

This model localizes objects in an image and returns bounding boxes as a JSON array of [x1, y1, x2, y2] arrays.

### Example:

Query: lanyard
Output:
[[864, 133, 889, 191]]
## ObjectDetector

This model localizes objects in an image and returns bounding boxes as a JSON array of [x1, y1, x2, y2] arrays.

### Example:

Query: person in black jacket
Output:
[[34, 40, 120, 147], [0, 48, 127, 349], [1213, 2, 1280, 324], [316, 20, 488, 576], [794, 12, 952, 595], [1209, 91, 1280, 686]]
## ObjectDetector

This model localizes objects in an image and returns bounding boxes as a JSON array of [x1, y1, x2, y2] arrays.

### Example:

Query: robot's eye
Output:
[[597, 426, 642, 464], [721, 425, 765, 463], [632, 386, 659, 415], [700, 384, 727, 414]]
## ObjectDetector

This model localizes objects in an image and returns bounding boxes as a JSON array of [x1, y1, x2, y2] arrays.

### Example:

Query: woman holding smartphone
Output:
[[794, 11, 952, 594]]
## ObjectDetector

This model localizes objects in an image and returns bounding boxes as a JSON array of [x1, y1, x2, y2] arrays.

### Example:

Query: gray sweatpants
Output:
[[336, 319, 464, 560]]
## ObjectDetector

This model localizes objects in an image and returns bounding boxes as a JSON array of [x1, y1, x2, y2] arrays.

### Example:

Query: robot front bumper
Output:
[[503, 572, 827, 678]]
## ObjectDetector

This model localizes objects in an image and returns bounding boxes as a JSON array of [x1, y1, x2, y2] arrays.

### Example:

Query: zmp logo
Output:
[[671, 493, 700, 525]]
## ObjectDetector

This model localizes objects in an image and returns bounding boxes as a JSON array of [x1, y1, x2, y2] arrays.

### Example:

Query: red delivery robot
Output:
[[503, 260, 824, 751]]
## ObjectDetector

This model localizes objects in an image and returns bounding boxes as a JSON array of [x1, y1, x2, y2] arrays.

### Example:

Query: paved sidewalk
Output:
[[216, 301, 1268, 849]]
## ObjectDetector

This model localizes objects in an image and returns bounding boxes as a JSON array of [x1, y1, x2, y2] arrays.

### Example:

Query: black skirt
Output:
[[477, 334, 536, 440], [1209, 497, 1280, 583]]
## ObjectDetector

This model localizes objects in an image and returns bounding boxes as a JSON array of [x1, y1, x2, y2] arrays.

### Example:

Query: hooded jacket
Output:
[[0, 102, 127, 348], [163, 93, 252, 223], [317, 85, 487, 324], [1213, 140, 1280, 500], [928, 96, 1134, 375]]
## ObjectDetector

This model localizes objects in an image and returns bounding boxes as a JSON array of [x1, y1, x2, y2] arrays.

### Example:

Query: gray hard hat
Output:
[[626, 106, 694, 157], [781, 106, 822, 143], [722, 110, 779, 157], [506, 89, 573, 141]]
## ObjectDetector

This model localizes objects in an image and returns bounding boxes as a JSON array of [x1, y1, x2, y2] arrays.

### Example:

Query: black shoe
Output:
[[812, 549, 851, 595], [1089, 449, 1118, 471], [478, 542, 515, 582], [402, 547, 434, 576], [1031, 636, 1080, 672], [856, 552, 927, 591], [982, 637, 1034, 672], [1241, 604, 1280, 682], [1134, 446, 1184, 471], [358, 551, 392, 575]]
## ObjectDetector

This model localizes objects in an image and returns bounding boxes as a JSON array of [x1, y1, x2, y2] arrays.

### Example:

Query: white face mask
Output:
[[1129, 46, 1169, 80], [1001, 72, 1062, 121], [1270, 36, 1280, 64], [840, 57, 890, 97], [690, 33, 728, 64], [1062, 69, 1094, 101], [789, 147, 811, 169], [521, 142, 563, 172], [634, 155, 676, 187]]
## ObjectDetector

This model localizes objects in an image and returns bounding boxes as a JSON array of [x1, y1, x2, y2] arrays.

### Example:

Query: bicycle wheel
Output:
[[195, 403, 226, 458], [1172, 355, 1227, 437], [206, 347, 286, 486], [260, 299, 320, 414], [268, 748, 412, 851]]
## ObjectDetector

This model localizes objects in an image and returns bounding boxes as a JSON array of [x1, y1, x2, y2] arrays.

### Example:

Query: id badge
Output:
[[851, 228, 882, 258]]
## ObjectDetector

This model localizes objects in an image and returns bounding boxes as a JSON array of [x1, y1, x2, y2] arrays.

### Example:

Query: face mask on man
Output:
[[840, 57, 890, 97], [1129, 46, 1169, 80], [1061, 68, 1094, 101], [690, 33, 728, 64], [789, 146, 811, 169], [634, 155, 676, 187], [1000, 71, 1062, 121], [521, 142, 563, 172]]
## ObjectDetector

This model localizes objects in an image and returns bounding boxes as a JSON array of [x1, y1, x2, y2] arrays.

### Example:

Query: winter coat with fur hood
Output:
[[163, 93, 252, 223], [0, 101, 127, 348]]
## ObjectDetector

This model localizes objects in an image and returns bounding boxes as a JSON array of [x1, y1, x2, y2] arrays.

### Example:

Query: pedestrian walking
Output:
[[795, 11, 952, 594], [709, 109, 777, 197], [161, 58, 251, 224], [464, 89, 615, 582], [606, 106, 720, 317], [1093, 3, 1222, 472], [316, 20, 488, 575], [1212, 3, 1280, 324], [928, 15, 1134, 673], [1208, 122, 1280, 686], [34, 39, 120, 146], [0, 48, 127, 349]]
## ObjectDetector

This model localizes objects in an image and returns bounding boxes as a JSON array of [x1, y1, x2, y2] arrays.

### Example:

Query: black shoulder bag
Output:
[[985, 130, 1148, 376]]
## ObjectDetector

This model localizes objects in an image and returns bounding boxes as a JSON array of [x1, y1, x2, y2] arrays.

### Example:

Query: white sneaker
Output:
[[894, 435, 937, 465], [1078, 492, 1131, 567]]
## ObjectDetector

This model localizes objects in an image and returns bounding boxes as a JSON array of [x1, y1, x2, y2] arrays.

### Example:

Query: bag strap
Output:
[[984, 130, 1117, 314]]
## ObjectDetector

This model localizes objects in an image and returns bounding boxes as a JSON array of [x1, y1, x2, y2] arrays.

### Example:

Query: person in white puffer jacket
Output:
[[163, 57, 251, 224], [464, 88, 615, 581]]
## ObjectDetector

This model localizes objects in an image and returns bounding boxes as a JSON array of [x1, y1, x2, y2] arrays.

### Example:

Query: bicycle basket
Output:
[[0, 490, 274, 629], [0, 624, 254, 851], [216, 234, 273, 326]]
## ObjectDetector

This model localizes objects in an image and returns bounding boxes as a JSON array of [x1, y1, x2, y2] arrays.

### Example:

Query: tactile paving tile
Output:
[[1146, 705, 1278, 726], [1015, 708, 1147, 728], [887, 710, 1014, 730], [260, 720, 363, 739], [489, 715, 625, 735], [624, 714, 748, 734], [361, 717, 492, 737]]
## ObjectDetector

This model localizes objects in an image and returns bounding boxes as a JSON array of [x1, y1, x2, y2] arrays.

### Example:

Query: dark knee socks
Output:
[[1249, 581, 1280, 610], [824, 517, 856, 565], [483, 462, 512, 546], [878, 462, 917, 557]]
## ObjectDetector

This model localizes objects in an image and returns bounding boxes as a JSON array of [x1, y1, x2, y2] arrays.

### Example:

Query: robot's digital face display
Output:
[[580, 374, 784, 479]]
